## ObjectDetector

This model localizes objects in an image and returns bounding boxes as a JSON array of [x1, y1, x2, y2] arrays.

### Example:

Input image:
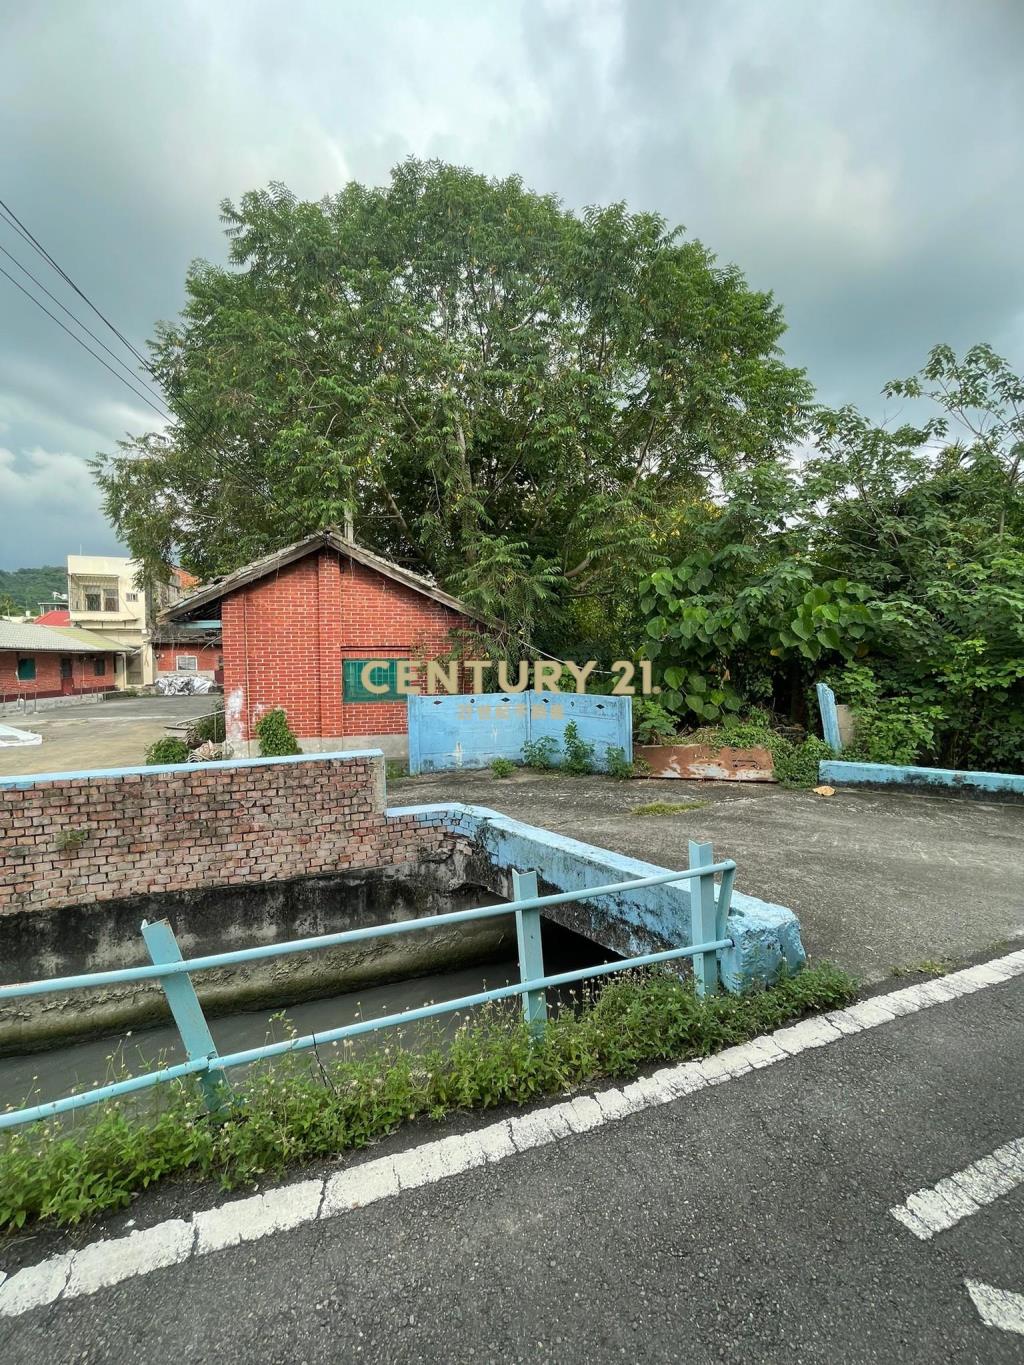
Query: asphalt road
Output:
[[391, 768, 1024, 985], [0, 695, 214, 776], [3, 970, 1021, 1363]]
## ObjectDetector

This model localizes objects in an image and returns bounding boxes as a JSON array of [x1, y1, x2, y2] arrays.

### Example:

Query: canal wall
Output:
[[0, 755, 807, 1051]]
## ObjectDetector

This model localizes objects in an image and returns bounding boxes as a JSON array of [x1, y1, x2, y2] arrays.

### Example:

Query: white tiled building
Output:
[[66, 555, 187, 686]]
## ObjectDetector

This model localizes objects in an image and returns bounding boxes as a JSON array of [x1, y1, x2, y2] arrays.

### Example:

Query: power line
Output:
[[0, 198, 150, 371], [0, 241, 172, 414], [0, 201, 290, 514], [0, 263, 171, 422]]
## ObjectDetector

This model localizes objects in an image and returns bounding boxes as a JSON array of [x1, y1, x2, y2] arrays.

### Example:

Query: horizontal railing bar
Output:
[[0, 1056, 213, 1131], [0, 938, 733, 1130], [205, 936, 735, 1068], [0, 863, 736, 1001]]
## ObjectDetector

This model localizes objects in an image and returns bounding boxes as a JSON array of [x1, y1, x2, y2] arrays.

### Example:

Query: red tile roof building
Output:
[[164, 531, 482, 757]]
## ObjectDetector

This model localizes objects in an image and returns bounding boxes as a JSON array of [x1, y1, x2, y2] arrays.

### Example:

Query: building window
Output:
[[176, 655, 198, 672], [85, 591, 102, 612], [103, 590, 119, 612], [342, 657, 409, 702], [93, 657, 106, 677], [16, 657, 36, 681], [125, 592, 139, 603]]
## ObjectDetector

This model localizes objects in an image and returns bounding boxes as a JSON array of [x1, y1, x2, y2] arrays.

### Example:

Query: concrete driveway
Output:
[[387, 768, 1024, 985], [0, 695, 215, 777]]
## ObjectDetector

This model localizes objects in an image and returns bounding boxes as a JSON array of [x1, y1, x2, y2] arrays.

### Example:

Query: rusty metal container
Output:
[[635, 744, 775, 782]]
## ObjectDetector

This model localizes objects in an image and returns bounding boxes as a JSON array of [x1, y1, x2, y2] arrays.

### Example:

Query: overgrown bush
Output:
[[771, 735, 834, 787], [255, 708, 301, 757], [0, 963, 856, 1232], [604, 746, 634, 780], [632, 697, 678, 745], [491, 757, 515, 777], [522, 735, 560, 770], [562, 721, 595, 775], [144, 737, 190, 766], [185, 705, 226, 750]]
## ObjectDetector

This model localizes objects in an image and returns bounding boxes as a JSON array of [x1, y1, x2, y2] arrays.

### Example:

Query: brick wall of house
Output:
[[0, 650, 115, 703], [220, 549, 477, 743], [0, 753, 456, 914], [154, 642, 222, 676]]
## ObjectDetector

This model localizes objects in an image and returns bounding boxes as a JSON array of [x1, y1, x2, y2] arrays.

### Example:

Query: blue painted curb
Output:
[[388, 802, 807, 993], [820, 759, 1024, 796]]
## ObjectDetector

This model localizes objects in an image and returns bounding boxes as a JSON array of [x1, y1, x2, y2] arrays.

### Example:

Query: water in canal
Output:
[[0, 921, 614, 1117]]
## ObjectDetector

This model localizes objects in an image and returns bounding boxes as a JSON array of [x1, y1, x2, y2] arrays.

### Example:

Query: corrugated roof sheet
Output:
[[0, 621, 119, 654], [51, 626, 129, 652]]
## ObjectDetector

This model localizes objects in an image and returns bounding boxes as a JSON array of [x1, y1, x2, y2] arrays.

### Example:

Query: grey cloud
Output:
[[1, 0, 1022, 566]]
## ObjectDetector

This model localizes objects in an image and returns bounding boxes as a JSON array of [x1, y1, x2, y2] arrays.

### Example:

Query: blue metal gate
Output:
[[407, 691, 632, 775]]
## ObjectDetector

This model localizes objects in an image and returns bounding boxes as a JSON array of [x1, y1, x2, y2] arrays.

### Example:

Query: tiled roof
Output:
[[162, 529, 484, 623]]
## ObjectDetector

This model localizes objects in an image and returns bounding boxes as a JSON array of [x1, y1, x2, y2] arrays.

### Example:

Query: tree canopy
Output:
[[94, 159, 810, 638], [640, 344, 1024, 769]]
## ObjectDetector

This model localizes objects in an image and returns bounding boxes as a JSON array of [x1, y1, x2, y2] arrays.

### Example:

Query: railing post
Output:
[[688, 840, 719, 998], [512, 868, 547, 1039], [141, 918, 230, 1112], [816, 682, 842, 753]]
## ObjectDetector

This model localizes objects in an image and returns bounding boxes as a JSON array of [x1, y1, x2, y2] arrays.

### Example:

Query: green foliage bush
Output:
[[522, 735, 560, 770], [490, 757, 515, 778], [562, 721, 595, 775], [632, 697, 678, 745], [604, 746, 635, 780], [144, 737, 190, 766], [0, 963, 856, 1232], [185, 706, 226, 750], [255, 708, 301, 757]]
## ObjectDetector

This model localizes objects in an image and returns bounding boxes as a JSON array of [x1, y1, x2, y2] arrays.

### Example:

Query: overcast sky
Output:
[[1, 0, 1022, 569]]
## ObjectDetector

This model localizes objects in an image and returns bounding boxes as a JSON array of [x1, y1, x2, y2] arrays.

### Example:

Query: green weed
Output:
[[630, 800, 710, 817], [0, 964, 856, 1233]]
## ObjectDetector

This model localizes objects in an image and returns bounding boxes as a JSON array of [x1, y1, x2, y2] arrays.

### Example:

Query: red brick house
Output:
[[0, 621, 124, 702], [162, 530, 483, 756]]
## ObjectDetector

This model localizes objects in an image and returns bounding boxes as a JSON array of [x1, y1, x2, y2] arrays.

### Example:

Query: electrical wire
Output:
[[0, 262, 170, 422]]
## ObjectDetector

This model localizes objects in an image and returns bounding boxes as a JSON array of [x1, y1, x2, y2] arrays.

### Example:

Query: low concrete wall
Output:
[[820, 759, 1024, 799], [0, 693, 107, 717], [391, 804, 806, 993], [0, 757, 807, 1049], [0, 851, 510, 1053]]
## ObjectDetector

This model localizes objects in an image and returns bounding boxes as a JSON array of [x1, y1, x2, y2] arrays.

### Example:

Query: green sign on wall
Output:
[[342, 658, 408, 702]]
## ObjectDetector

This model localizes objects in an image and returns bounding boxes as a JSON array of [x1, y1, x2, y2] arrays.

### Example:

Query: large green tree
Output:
[[94, 159, 810, 639]]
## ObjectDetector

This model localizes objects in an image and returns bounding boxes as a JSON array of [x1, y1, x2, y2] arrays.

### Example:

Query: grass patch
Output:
[[0, 964, 855, 1233], [630, 800, 709, 817], [890, 958, 952, 978]]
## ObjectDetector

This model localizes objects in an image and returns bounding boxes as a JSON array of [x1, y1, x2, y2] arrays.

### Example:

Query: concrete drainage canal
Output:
[[0, 750, 807, 1119]]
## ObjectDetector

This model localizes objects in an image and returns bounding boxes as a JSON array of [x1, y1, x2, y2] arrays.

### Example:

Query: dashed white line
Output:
[[890, 1135, 1024, 1239], [965, 1280, 1024, 1336], [1, 946, 1023, 1319]]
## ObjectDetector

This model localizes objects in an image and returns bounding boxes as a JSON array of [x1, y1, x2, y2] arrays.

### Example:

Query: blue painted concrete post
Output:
[[688, 840, 719, 998], [141, 919, 230, 1112], [512, 868, 547, 1039], [816, 682, 842, 753]]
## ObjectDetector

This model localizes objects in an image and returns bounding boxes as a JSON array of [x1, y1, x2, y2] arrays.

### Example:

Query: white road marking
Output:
[[890, 1135, 1024, 1239], [965, 1280, 1024, 1336], [1, 947, 1023, 1319]]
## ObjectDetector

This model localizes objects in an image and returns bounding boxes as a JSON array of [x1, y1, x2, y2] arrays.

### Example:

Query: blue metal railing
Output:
[[0, 840, 736, 1131]]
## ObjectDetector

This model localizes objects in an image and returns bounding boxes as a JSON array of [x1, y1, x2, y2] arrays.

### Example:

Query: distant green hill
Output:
[[0, 565, 68, 614]]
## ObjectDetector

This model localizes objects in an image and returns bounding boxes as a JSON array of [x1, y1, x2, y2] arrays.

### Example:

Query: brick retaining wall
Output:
[[0, 750, 454, 914]]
